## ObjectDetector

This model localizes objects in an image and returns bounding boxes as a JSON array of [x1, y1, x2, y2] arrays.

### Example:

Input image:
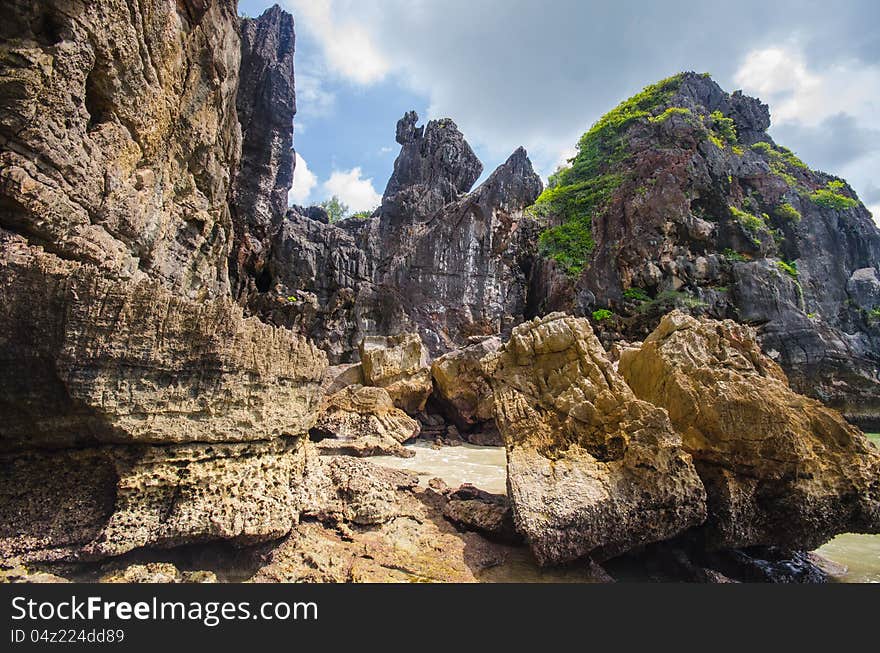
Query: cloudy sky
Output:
[[238, 0, 880, 221]]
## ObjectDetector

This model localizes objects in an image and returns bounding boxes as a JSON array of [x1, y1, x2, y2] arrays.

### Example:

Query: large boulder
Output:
[[619, 311, 880, 550], [431, 336, 501, 433], [484, 313, 707, 565], [310, 385, 419, 458], [359, 333, 432, 413]]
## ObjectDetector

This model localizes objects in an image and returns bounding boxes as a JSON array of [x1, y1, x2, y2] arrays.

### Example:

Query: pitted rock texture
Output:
[[0, 235, 326, 451], [0, 0, 243, 298], [484, 312, 707, 565], [254, 453, 569, 583], [230, 4, 296, 299], [0, 437, 305, 562], [310, 385, 419, 458], [0, 2, 324, 564], [619, 311, 880, 551]]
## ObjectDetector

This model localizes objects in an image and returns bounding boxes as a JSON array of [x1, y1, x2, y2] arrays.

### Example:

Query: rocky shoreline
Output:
[[1, 1, 879, 584]]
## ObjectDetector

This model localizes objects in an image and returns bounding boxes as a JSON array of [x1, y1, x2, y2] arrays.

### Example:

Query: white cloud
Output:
[[322, 167, 382, 212], [296, 70, 336, 118], [734, 46, 880, 127], [288, 152, 317, 206], [285, 0, 389, 84]]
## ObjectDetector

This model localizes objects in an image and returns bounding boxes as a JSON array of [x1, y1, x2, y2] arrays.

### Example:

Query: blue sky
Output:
[[238, 1, 880, 221]]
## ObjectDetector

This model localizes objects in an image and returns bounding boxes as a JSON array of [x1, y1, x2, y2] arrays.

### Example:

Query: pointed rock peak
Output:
[[476, 146, 542, 209], [382, 111, 483, 213], [396, 110, 422, 144]]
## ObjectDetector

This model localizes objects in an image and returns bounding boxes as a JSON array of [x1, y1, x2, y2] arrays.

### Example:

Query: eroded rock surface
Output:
[[359, 333, 432, 413], [0, 0, 242, 298], [0, 3, 325, 564], [432, 336, 500, 428], [311, 385, 419, 458], [620, 311, 880, 550], [484, 313, 707, 565]]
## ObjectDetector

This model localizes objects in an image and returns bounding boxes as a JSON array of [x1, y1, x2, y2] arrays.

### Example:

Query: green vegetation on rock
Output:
[[709, 110, 737, 146], [750, 141, 808, 187], [775, 202, 802, 222], [350, 208, 376, 220], [729, 205, 769, 237], [623, 287, 650, 302], [722, 248, 749, 262], [637, 290, 707, 314], [777, 260, 799, 279], [649, 106, 692, 124], [530, 74, 686, 275], [809, 180, 859, 211], [592, 309, 614, 322]]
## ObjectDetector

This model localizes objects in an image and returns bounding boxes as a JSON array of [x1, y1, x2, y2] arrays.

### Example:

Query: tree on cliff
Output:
[[320, 196, 349, 223]]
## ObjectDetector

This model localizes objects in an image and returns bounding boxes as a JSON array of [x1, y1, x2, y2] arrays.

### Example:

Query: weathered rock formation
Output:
[[0, 0, 242, 298], [531, 72, 880, 429], [229, 4, 296, 299], [431, 336, 501, 443], [0, 2, 325, 563], [243, 112, 543, 361], [620, 311, 880, 550], [359, 333, 432, 413], [484, 313, 707, 565], [310, 385, 419, 458]]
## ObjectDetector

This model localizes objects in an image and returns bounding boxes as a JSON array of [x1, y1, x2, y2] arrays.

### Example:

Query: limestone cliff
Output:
[[529, 72, 880, 429], [247, 113, 543, 360], [0, 1, 325, 562]]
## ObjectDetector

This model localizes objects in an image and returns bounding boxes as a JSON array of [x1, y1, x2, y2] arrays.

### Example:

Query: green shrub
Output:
[[749, 141, 807, 187], [729, 205, 767, 234], [592, 309, 614, 322], [623, 287, 650, 302], [722, 248, 749, 262], [538, 217, 595, 276], [710, 110, 738, 145], [775, 202, 802, 222], [350, 209, 376, 220], [320, 195, 349, 223], [777, 260, 798, 279], [809, 181, 859, 210], [649, 106, 692, 124], [869, 307, 880, 321]]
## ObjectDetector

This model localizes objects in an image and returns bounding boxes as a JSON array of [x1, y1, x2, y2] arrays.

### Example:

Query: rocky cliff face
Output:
[[0, 0, 242, 298], [0, 2, 325, 563], [530, 72, 880, 429], [229, 4, 295, 300], [248, 112, 543, 360]]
